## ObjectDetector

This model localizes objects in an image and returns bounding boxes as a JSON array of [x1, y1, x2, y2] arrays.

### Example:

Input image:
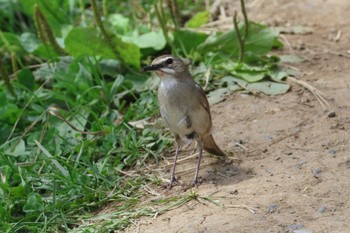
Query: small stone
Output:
[[312, 167, 322, 175], [287, 224, 304, 231], [318, 206, 327, 213], [264, 135, 273, 142], [229, 189, 238, 195], [326, 149, 336, 155], [268, 204, 278, 213], [313, 168, 322, 177], [294, 229, 313, 233], [327, 111, 336, 118]]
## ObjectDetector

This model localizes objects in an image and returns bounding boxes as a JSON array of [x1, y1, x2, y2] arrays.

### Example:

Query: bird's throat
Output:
[[155, 70, 166, 77]]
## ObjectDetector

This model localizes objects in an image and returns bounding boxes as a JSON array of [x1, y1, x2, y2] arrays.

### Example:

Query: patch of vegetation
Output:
[[0, 0, 291, 231]]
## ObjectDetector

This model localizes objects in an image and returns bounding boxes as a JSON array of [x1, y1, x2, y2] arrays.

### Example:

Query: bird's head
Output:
[[142, 55, 188, 77]]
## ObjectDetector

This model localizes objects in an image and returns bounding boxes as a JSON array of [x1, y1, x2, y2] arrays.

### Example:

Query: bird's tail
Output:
[[202, 134, 226, 157]]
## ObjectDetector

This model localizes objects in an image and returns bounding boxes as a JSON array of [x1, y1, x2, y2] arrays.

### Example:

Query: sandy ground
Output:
[[128, 0, 350, 232]]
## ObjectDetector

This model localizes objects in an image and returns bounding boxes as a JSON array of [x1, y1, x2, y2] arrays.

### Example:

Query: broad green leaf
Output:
[[23, 193, 45, 213], [18, 68, 35, 90], [222, 76, 290, 95], [269, 69, 289, 82], [174, 30, 208, 54], [198, 23, 279, 57], [64, 27, 115, 58], [248, 81, 290, 95], [234, 70, 266, 82], [19, 32, 39, 52], [233, 63, 268, 82], [185, 11, 210, 28], [108, 13, 132, 35], [0, 103, 21, 124], [208, 88, 231, 105], [33, 43, 59, 59], [113, 37, 141, 69], [122, 31, 166, 50], [0, 32, 24, 53], [18, 0, 69, 35], [4, 139, 26, 157]]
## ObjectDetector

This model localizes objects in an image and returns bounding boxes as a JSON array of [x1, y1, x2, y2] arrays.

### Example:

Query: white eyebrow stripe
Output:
[[152, 56, 173, 65]]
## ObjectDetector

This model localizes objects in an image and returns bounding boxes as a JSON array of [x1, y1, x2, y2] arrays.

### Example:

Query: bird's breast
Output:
[[158, 80, 194, 136]]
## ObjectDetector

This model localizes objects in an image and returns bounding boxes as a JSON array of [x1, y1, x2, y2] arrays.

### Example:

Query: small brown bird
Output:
[[142, 55, 226, 189]]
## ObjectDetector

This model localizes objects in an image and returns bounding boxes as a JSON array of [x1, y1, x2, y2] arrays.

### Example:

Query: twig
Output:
[[48, 106, 105, 135], [225, 204, 256, 213], [203, 66, 211, 91], [235, 142, 248, 151], [286, 76, 330, 110], [279, 34, 295, 55]]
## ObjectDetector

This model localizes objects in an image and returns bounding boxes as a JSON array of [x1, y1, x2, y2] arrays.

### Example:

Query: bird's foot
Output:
[[167, 176, 177, 190], [191, 178, 202, 188]]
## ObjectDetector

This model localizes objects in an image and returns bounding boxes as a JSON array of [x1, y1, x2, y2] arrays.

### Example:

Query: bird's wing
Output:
[[195, 83, 212, 120]]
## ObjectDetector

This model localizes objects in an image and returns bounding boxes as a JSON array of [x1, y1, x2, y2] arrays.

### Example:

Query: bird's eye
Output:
[[165, 58, 173, 65]]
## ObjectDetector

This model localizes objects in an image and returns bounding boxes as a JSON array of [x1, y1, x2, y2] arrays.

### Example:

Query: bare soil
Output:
[[129, 0, 350, 232]]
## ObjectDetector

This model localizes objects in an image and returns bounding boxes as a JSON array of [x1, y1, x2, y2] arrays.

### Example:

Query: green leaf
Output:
[[122, 31, 166, 50], [235, 70, 266, 82], [174, 30, 208, 54], [23, 193, 45, 213], [198, 23, 279, 57], [18, 0, 69, 35], [248, 81, 290, 95], [185, 11, 210, 28], [207, 88, 231, 105], [108, 13, 132, 35], [19, 32, 39, 53], [18, 68, 35, 90], [269, 69, 289, 82], [0, 32, 24, 53], [113, 37, 141, 69], [223, 76, 290, 95], [64, 27, 115, 58], [233, 63, 268, 82], [4, 139, 26, 157]]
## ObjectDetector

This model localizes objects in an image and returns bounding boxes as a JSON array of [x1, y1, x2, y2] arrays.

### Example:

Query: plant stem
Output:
[[154, 0, 175, 53], [240, 0, 249, 38], [34, 4, 66, 55], [90, 0, 119, 58], [233, 11, 244, 62]]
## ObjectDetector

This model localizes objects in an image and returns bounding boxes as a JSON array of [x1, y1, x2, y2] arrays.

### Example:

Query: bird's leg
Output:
[[168, 145, 180, 189], [168, 135, 181, 189], [192, 140, 203, 187]]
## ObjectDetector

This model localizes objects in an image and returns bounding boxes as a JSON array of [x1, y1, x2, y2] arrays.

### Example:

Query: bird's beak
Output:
[[142, 64, 163, 72]]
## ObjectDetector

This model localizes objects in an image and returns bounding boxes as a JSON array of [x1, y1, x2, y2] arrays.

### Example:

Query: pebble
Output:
[[229, 189, 238, 195], [318, 206, 327, 213], [327, 111, 336, 118], [294, 229, 313, 233], [287, 224, 305, 231], [264, 135, 273, 142], [313, 168, 322, 177], [326, 149, 336, 155], [312, 167, 322, 175], [268, 204, 278, 213]]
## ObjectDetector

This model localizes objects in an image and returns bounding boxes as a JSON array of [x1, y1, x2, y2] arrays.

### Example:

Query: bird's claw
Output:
[[167, 176, 177, 190], [191, 179, 200, 188]]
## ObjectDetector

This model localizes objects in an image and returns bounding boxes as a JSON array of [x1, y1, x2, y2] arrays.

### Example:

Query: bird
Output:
[[142, 55, 226, 189]]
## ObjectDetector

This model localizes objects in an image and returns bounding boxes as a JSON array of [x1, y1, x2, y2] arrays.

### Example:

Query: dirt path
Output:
[[130, 1, 350, 232]]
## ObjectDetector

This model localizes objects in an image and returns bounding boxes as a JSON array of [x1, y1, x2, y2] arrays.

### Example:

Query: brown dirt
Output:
[[129, 0, 350, 232]]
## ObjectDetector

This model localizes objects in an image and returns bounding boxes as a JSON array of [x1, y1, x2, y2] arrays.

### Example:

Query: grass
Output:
[[0, 0, 289, 231]]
